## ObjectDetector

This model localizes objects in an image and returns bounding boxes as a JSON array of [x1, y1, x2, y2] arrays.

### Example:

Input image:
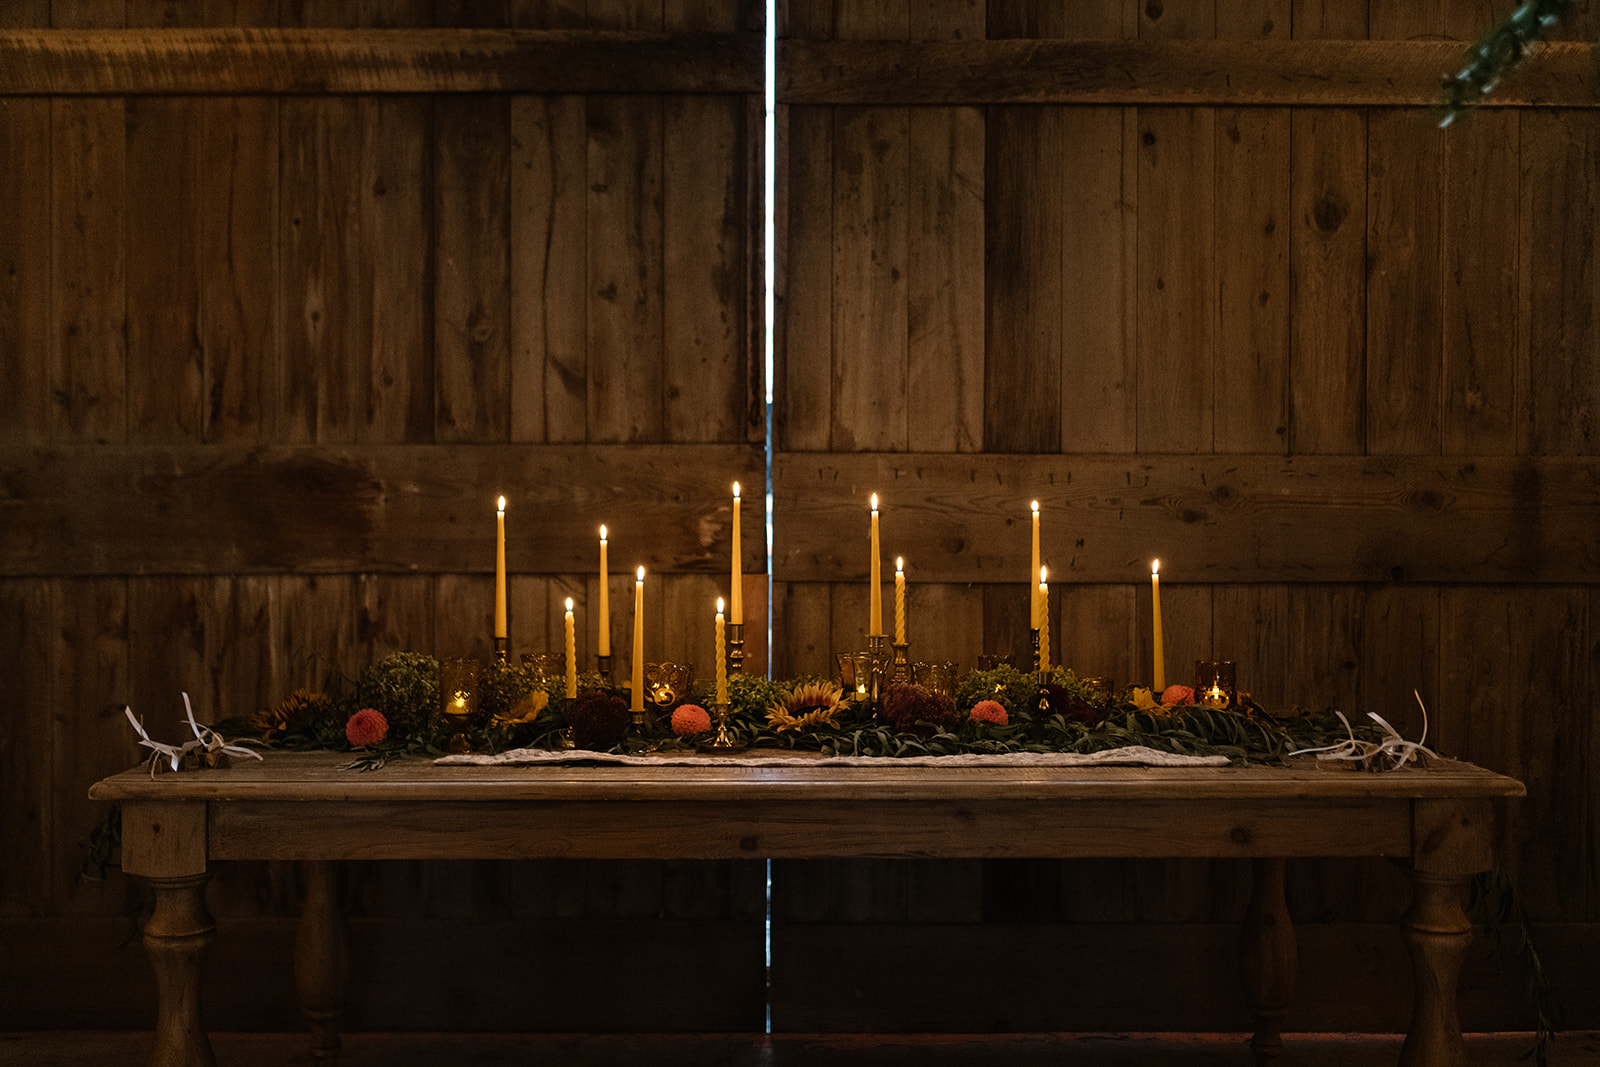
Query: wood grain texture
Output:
[[51, 96, 126, 445], [770, 452, 1600, 584], [586, 94, 665, 443], [1367, 109, 1444, 456], [0, 97, 51, 445], [0, 28, 763, 94], [1135, 105, 1215, 453], [434, 93, 511, 443], [776, 103, 833, 451], [0, 580, 54, 911], [1288, 107, 1365, 455], [1, 444, 764, 576], [779, 39, 1600, 106]]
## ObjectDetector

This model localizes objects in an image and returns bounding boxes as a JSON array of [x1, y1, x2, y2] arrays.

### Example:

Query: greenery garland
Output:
[[1441, 0, 1574, 126]]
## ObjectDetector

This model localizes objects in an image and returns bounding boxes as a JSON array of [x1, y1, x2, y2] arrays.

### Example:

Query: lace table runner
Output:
[[436, 745, 1231, 768]]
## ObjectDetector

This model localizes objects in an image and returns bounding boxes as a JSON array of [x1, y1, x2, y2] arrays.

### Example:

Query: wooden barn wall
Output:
[[771, 0, 1600, 1036], [0, 0, 770, 1034]]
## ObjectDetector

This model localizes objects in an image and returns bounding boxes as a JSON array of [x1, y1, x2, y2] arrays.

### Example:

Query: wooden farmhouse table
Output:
[[91, 751, 1524, 1067]]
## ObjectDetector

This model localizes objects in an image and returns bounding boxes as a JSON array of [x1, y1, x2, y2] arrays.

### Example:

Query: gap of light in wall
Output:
[[762, 0, 777, 1037]]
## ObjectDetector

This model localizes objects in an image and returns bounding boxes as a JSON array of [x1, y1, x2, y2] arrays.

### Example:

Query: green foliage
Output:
[[1442, 0, 1573, 126], [355, 652, 440, 740]]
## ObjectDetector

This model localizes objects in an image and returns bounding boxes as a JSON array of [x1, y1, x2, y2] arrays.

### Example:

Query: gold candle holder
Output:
[[697, 702, 747, 754], [891, 641, 910, 683], [1030, 628, 1043, 672], [866, 634, 891, 701], [837, 651, 872, 703], [439, 657, 482, 754], [596, 652, 612, 681], [492, 637, 508, 663], [912, 660, 958, 697], [727, 622, 745, 676]]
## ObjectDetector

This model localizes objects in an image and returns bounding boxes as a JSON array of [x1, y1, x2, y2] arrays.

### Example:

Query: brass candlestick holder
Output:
[[728, 622, 745, 676], [866, 635, 891, 701], [596, 653, 612, 682], [697, 702, 746, 754], [891, 641, 910, 683], [493, 637, 508, 663], [1030, 628, 1042, 673]]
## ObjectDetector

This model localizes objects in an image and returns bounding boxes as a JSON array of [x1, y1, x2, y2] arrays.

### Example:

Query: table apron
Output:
[[205, 797, 1415, 861]]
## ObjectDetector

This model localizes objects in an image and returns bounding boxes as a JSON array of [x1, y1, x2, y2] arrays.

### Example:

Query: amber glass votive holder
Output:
[[836, 651, 873, 702], [1193, 660, 1237, 709], [440, 657, 482, 754], [912, 661, 958, 697], [521, 652, 562, 681]]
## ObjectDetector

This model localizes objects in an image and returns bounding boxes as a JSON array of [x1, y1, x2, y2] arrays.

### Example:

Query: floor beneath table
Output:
[[4, 1031, 1598, 1065]]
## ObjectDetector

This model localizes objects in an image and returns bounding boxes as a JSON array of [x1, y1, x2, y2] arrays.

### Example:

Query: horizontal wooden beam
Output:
[[0, 445, 764, 576], [773, 452, 1600, 584], [779, 38, 1600, 108], [0, 28, 763, 95]]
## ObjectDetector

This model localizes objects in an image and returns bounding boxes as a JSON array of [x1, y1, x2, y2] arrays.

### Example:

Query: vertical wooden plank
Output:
[[1210, 584, 1289, 707], [1366, 110, 1443, 456], [202, 0, 281, 25], [1520, 109, 1600, 456], [510, 94, 588, 444], [1135, 106, 1215, 453], [985, 0, 1063, 37], [507, 0, 586, 28], [0, 1, 50, 26], [907, 106, 984, 453], [777, 104, 832, 450], [126, 96, 202, 443], [1441, 110, 1517, 455], [773, 581, 832, 678], [1060, 107, 1138, 453], [1361, 583, 1439, 741], [584, 0, 663, 29], [0, 98, 51, 444], [1215, 0, 1289, 38], [1055, 584, 1138, 686], [1442, 0, 1500, 40], [834, 0, 906, 38], [0, 580, 54, 912], [587, 95, 665, 443], [1138, 0, 1214, 38], [1284, 584, 1363, 713], [831, 105, 909, 452], [279, 96, 361, 445], [912, 0, 983, 39], [357, 574, 435, 662], [51, 97, 126, 445], [984, 105, 1062, 452], [1290, 0, 1367, 38], [1369, 0, 1444, 39], [51, 1, 126, 27], [664, 94, 747, 445], [199, 96, 278, 444], [1214, 107, 1290, 454], [1289, 108, 1366, 454], [360, 96, 431, 445], [904, 581, 982, 674], [52, 577, 134, 915], [435, 94, 511, 443], [981, 579, 1032, 666]]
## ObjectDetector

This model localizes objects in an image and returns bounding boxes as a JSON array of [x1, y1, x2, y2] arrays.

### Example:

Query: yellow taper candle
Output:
[[1039, 566, 1049, 672], [631, 566, 645, 712], [564, 598, 577, 699], [869, 493, 882, 636], [1029, 500, 1040, 629], [494, 496, 507, 640], [597, 525, 610, 658], [731, 482, 743, 625], [1151, 560, 1165, 691], [715, 597, 728, 705], [894, 557, 906, 645]]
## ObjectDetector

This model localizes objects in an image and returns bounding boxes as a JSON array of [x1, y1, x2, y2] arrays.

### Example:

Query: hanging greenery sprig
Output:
[[1441, 0, 1573, 126]]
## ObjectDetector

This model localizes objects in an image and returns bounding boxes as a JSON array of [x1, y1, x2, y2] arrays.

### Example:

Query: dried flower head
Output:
[[970, 699, 1008, 726], [250, 688, 335, 741], [566, 689, 631, 752], [671, 704, 713, 736], [345, 707, 389, 748], [882, 683, 960, 735], [767, 680, 849, 732], [1161, 684, 1196, 707]]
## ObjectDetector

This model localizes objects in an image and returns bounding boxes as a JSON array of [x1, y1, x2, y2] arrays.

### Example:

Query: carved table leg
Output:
[[1240, 857, 1297, 1065], [145, 873, 217, 1067], [1399, 870, 1472, 1067], [295, 860, 350, 1062]]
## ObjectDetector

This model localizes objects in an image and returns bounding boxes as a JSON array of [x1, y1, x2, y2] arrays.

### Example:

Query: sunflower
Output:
[[250, 688, 335, 740], [767, 680, 849, 732]]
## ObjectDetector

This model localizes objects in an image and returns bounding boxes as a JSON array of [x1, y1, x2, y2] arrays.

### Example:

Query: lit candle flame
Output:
[[1040, 565, 1047, 585], [896, 556, 904, 572], [717, 597, 725, 614], [497, 496, 506, 514], [1152, 559, 1160, 577], [600, 524, 607, 541], [733, 481, 741, 499], [871, 492, 878, 511], [637, 565, 645, 582], [566, 597, 574, 612], [1031, 500, 1039, 513]]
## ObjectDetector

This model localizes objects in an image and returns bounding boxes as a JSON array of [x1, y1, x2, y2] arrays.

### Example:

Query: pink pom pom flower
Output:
[[1160, 685, 1196, 707], [970, 700, 1008, 726], [345, 707, 389, 747], [671, 704, 712, 736]]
